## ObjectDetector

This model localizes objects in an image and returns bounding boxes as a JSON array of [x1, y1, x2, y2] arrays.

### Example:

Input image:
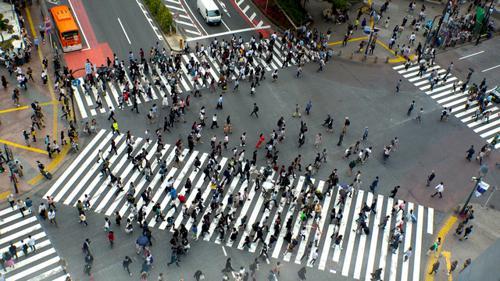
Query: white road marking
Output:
[[67, 0, 91, 49], [427, 208, 434, 234], [249, 12, 256, 21], [117, 17, 131, 44], [482, 64, 500, 72], [222, 245, 227, 256], [185, 25, 271, 42], [458, 50, 484, 60], [242, 5, 250, 13]]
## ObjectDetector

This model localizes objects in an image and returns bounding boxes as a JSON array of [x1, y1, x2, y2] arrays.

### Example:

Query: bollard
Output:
[[386, 56, 390, 63], [362, 54, 367, 62], [350, 52, 354, 59], [374, 56, 378, 63], [179, 39, 184, 50], [337, 50, 342, 57]]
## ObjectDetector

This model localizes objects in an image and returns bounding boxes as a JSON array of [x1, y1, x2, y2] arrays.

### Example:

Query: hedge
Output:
[[144, 0, 175, 34], [276, 0, 308, 26]]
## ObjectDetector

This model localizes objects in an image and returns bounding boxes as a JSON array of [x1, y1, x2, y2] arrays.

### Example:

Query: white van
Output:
[[197, 0, 221, 25]]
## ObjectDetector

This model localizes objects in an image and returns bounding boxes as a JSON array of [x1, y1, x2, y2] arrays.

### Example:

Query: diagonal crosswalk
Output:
[[0, 207, 68, 281], [393, 63, 499, 148], [72, 39, 311, 120], [45, 130, 435, 280]]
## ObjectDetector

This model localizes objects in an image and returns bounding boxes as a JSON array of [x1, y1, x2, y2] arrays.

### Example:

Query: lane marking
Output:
[[221, 19, 231, 31], [117, 17, 131, 44], [458, 50, 484, 60], [242, 5, 250, 13], [482, 64, 500, 72], [424, 215, 458, 281], [0, 139, 48, 155], [0, 101, 55, 115], [427, 208, 434, 234], [185, 25, 271, 42], [68, 0, 91, 49], [179, 0, 208, 35], [222, 246, 227, 256]]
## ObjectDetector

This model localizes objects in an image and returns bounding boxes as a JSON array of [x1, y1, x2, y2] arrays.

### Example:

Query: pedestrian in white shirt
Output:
[[431, 182, 444, 198]]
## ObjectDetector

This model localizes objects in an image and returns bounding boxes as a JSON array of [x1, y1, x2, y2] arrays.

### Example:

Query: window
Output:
[[208, 10, 220, 17]]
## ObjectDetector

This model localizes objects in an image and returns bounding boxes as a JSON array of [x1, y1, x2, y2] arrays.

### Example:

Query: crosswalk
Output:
[[0, 207, 68, 281], [393, 63, 500, 148], [72, 38, 310, 120], [163, 0, 202, 37], [44, 130, 435, 280]]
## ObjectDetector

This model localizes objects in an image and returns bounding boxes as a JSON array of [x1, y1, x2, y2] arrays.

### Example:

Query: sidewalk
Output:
[[305, 0, 445, 63], [427, 204, 500, 281], [0, 2, 72, 200]]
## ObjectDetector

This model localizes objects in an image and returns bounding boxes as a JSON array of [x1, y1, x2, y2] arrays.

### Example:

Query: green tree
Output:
[[326, 0, 350, 9], [0, 13, 14, 42]]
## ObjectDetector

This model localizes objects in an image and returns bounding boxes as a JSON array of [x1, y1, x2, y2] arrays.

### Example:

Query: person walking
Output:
[[389, 185, 400, 198], [369, 176, 379, 193], [108, 231, 115, 248], [123, 256, 133, 276], [407, 101, 415, 116], [465, 145, 475, 161], [429, 260, 440, 275], [459, 225, 473, 241], [221, 258, 235, 275], [194, 270, 205, 281], [211, 114, 219, 129], [48, 209, 58, 226], [396, 79, 402, 93], [250, 103, 259, 118], [448, 260, 458, 276], [403, 247, 412, 262], [431, 182, 444, 198], [297, 266, 307, 281], [459, 258, 471, 273], [426, 237, 441, 256], [426, 170, 436, 186]]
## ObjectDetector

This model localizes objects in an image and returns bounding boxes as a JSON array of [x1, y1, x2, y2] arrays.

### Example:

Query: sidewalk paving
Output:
[[0, 3, 73, 200], [306, 0, 444, 62]]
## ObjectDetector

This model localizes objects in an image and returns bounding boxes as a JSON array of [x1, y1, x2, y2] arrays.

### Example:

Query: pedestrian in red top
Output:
[[108, 231, 115, 248], [255, 134, 265, 149]]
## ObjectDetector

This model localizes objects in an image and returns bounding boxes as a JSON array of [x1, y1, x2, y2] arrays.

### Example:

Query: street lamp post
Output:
[[421, 15, 441, 54], [460, 165, 488, 215]]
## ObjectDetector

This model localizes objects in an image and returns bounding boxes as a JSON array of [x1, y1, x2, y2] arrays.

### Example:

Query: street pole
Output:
[[421, 15, 440, 54], [265, 0, 268, 13], [459, 177, 481, 216], [364, 30, 373, 55], [431, 0, 451, 47], [3, 144, 19, 194]]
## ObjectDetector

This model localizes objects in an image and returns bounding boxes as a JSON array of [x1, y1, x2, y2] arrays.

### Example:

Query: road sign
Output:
[[85, 62, 92, 75], [72, 79, 81, 87]]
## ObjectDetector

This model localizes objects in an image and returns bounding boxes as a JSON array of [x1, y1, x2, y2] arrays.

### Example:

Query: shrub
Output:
[[143, 0, 175, 34]]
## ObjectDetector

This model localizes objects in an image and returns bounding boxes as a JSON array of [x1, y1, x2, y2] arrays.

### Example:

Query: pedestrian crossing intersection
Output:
[[393, 63, 499, 148], [45, 130, 435, 280], [0, 206, 68, 281], [72, 38, 311, 120]]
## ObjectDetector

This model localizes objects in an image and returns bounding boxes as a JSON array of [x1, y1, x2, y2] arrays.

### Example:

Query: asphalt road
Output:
[[435, 37, 500, 88], [81, 0, 166, 60], [23, 53, 500, 280]]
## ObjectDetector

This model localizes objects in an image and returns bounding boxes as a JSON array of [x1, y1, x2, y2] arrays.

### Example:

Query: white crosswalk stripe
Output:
[[72, 40, 304, 120], [43, 131, 436, 280], [0, 207, 68, 281], [393, 63, 499, 145]]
